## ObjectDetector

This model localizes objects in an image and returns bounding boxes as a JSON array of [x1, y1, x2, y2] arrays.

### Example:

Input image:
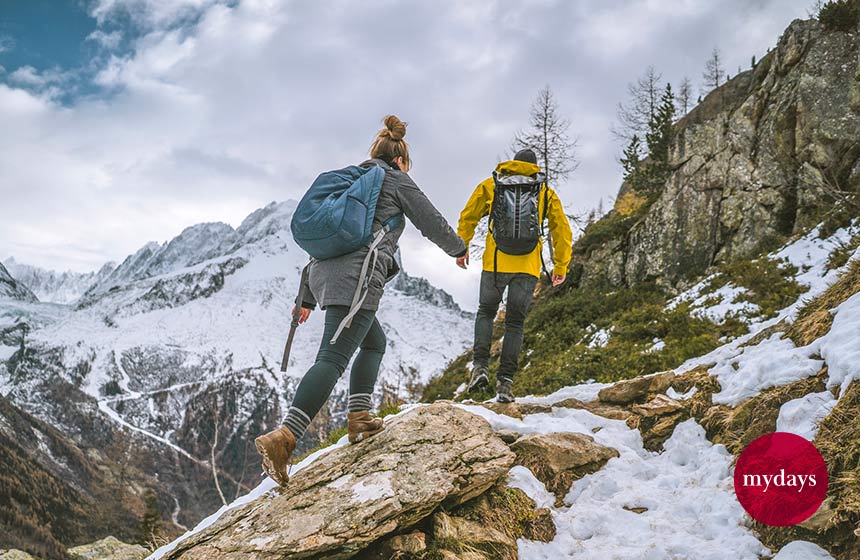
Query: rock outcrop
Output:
[[165, 404, 515, 559], [510, 432, 619, 506], [68, 536, 148, 560], [574, 18, 860, 290]]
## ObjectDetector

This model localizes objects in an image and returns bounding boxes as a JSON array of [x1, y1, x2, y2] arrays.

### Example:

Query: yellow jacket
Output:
[[457, 159, 573, 279]]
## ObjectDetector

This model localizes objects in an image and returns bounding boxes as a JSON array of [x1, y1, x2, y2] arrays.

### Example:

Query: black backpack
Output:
[[489, 170, 551, 277]]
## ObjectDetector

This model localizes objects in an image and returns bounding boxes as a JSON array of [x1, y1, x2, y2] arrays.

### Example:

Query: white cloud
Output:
[[1, 0, 812, 308], [87, 29, 124, 49], [0, 35, 14, 54]]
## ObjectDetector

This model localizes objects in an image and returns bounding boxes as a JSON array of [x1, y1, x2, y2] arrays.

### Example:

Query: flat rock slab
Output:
[[598, 371, 675, 405], [165, 403, 514, 560]]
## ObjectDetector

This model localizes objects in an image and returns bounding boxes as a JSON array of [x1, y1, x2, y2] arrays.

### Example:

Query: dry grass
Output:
[[786, 260, 860, 346], [815, 381, 860, 519]]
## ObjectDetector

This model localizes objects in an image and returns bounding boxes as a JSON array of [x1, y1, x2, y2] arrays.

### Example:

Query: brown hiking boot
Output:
[[254, 425, 296, 487], [348, 411, 384, 444]]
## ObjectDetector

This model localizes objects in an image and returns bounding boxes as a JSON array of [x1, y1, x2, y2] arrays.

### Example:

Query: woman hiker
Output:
[[255, 115, 467, 486]]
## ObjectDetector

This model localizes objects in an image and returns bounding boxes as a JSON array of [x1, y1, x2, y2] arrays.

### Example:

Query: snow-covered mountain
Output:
[[0, 262, 38, 302], [0, 200, 473, 532], [3, 257, 115, 304]]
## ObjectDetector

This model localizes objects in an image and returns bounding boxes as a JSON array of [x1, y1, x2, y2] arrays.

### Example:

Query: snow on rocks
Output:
[[776, 391, 837, 441], [771, 540, 835, 559]]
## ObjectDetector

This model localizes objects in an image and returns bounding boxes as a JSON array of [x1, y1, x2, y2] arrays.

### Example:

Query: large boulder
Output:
[[68, 536, 148, 560], [165, 403, 515, 559], [510, 432, 619, 506]]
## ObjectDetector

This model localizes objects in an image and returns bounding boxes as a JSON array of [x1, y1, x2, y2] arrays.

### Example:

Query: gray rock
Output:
[[68, 536, 148, 560], [575, 18, 860, 290], [598, 372, 676, 405], [511, 432, 619, 506], [165, 403, 515, 559]]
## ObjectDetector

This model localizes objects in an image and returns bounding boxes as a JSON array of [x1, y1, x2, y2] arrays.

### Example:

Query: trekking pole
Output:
[[280, 264, 310, 372]]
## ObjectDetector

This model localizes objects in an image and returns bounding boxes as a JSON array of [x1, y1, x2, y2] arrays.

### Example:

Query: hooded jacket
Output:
[[457, 159, 573, 279]]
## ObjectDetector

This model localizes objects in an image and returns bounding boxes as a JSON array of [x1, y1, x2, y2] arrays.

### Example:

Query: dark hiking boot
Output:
[[496, 377, 515, 403], [348, 411, 385, 443], [467, 365, 490, 393], [255, 425, 296, 487]]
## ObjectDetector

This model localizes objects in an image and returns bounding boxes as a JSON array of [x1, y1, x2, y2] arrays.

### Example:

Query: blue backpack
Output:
[[282, 163, 402, 357], [291, 164, 400, 260]]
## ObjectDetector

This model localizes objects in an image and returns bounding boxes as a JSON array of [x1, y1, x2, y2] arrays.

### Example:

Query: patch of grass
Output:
[[573, 189, 657, 257], [423, 281, 745, 402], [708, 256, 805, 318], [825, 234, 860, 271], [450, 485, 539, 541], [786, 259, 860, 346], [816, 381, 860, 518]]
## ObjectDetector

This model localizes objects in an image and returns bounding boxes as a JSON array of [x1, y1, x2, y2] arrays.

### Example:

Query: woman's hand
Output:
[[456, 253, 469, 269], [551, 274, 566, 287], [291, 306, 311, 324]]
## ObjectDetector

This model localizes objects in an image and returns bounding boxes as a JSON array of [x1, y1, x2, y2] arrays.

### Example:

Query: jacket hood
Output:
[[495, 159, 542, 177]]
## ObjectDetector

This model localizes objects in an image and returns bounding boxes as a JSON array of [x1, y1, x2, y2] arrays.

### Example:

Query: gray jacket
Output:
[[301, 159, 466, 311]]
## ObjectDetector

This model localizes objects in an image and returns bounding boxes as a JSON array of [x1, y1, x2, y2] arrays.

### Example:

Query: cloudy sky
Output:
[[0, 0, 813, 309]]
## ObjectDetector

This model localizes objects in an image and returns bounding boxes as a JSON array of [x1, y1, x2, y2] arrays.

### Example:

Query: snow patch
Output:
[[771, 540, 835, 559], [506, 465, 555, 509], [776, 391, 837, 441]]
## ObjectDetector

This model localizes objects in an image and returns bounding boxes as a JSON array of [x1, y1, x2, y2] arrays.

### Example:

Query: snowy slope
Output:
[[3, 257, 115, 304], [150, 226, 859, 560]]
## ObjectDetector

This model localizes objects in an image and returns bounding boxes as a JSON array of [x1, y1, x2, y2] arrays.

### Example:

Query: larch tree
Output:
[[677, 76, 693, 115], [512, 84, 579, 186], [614, 65, 663, 143], [702, 47, 725, 96]]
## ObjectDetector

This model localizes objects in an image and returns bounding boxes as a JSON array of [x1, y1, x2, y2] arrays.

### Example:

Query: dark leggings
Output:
[[285, 306, 385, 439]]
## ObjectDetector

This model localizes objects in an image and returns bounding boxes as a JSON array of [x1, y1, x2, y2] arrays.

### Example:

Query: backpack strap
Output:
[[539, 184, 551, 280], [329, 219, 396, 344]]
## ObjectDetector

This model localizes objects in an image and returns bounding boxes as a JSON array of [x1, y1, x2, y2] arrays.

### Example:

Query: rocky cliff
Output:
[[573, 18, 860, 290]]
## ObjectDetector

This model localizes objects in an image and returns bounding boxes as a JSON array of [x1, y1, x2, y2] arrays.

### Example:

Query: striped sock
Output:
[[348, 393, 373, 413], [283, 407, 312, 441]]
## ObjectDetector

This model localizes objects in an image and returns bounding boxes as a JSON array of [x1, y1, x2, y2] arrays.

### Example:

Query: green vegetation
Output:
[[423, 250, 810, 403], [818, 0, 860, 31], [826, 233, 860, 271], [423, 281, 744, 402], [706, 256, 805, 318]]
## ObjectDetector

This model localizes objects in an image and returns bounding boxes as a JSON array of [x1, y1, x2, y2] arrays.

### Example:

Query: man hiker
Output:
[[456, 148, 572, 403]]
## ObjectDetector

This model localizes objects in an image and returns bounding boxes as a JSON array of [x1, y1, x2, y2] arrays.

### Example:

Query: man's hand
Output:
[[551, 274, 566, 287], [456, 253, 469, 269], [291, 305, 311, 324]]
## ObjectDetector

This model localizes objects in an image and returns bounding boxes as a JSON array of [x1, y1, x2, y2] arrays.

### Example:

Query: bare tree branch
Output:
[[511, 85, 579, 186]]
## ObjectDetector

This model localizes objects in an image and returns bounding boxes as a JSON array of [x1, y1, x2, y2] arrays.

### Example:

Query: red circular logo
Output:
[[734, 432, 828, 526]]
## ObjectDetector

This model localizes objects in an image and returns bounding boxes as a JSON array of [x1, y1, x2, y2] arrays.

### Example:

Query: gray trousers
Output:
[[472, 271, 538, 381]]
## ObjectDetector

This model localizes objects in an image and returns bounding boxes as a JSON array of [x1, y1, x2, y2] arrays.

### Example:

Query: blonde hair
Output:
[[370, 115, 411, 171]]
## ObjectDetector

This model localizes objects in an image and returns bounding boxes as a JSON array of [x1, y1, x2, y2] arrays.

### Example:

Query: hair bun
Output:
[[382, 115, 406, 141]]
